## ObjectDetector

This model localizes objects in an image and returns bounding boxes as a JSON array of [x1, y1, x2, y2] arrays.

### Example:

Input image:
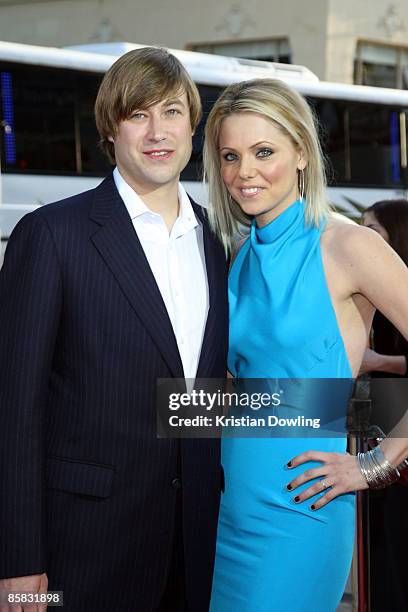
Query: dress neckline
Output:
[[251, 199, 304, 245]]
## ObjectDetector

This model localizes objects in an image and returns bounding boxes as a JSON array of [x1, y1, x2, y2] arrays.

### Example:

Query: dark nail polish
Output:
[[311, 504, 316, 510], [287, 461, 292, 468], [286, 483, 292, 491], [294, 496, 300, 503]]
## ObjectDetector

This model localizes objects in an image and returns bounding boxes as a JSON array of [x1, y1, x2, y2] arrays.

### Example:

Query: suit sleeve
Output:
[[0, 211, 62, 579]]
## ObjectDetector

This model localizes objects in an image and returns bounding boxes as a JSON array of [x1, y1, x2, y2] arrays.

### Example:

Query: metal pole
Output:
[[347, 380, 373, 612]]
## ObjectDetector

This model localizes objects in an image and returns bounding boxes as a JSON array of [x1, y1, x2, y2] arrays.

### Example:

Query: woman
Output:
[[361, 199, 408, 612], [361, 199, 408, 378], [203, 79, 408, 611]]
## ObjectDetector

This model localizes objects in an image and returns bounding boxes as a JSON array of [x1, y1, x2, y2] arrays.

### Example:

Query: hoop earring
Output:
[[298, 168, 305, 204]]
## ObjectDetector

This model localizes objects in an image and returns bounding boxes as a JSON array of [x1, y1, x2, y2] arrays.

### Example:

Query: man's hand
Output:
[[0, 573, 48, 612]]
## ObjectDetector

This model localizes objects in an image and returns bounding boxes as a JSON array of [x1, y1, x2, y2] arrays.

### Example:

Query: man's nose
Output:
[[146, 115, 166, 142]]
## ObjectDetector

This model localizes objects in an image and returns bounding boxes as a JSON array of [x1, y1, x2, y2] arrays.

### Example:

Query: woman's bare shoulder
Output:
[[322, 215, 404, 298], [323, 213, 383, 260], [323, 212, 359, 237]]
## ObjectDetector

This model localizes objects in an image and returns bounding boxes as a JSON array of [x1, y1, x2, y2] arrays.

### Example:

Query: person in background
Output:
[[361, 199, 408, 612], [361, 199, 408, 377]]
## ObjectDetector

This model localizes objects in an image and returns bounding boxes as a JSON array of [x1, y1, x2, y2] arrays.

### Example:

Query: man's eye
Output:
[[130, 112, 146, 120], [222, 152, 237, 162], [166, 108, 181, 116], [257, 148, 273, 158]]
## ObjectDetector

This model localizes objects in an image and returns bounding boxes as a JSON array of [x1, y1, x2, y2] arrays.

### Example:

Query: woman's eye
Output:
[[222, 152, 237, 162], [257, 148, 273, 158]]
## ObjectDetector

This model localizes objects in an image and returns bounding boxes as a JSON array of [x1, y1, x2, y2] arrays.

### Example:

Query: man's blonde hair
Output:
[[95, 47, 202, 164], [203, 78, 331, 252]]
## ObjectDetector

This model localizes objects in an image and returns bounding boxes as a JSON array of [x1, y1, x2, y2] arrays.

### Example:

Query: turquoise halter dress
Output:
[[210, 200, 356, 611]]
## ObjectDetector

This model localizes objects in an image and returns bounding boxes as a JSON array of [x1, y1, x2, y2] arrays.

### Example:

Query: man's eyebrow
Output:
[[163, 98, 187, 107]]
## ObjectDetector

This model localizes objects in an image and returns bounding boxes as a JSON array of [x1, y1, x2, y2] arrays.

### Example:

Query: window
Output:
[[185, 89, 408, 189], [348, 105, 402, 185], [189, 38, 291, 64], [181, 84, 223, 182], [2, 64, 77, 173], [0, 62, 110, 176], [77, 72, 110, 175], [354, 40, 408, 89], [2, 61, 407, 190], [311, 97, 407, 187], [310, 98, 347, 184]]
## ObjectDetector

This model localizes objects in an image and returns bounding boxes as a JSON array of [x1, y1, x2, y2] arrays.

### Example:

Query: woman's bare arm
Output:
[[287, 225, 408, 508]]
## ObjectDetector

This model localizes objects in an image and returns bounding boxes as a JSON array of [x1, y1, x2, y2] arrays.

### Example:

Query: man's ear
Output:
[[107, 135, 114, 143]]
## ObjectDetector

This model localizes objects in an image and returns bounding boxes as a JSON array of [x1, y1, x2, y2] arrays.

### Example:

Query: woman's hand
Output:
[[358, 347, 383, 375], [359, 347, 407, 376], [286, 450, 368, 510]]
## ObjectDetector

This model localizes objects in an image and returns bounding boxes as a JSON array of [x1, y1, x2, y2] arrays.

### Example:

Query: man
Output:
[[0, 47, 228, 611]]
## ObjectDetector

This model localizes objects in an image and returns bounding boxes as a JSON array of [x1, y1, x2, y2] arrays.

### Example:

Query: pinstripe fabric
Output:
[[0, 175, 228, 612]]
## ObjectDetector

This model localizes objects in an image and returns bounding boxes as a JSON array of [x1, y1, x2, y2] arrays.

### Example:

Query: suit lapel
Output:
[[89, 175, 184, 378], [192, 202, 225, 378]]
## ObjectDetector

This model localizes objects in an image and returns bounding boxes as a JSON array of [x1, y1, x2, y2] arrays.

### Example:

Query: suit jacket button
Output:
[[171, 477, 181, 490]]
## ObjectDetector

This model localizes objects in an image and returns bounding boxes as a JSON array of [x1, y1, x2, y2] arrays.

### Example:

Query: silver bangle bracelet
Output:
[[374, 437, 408, 475], [397, 457, 408, 473], [357, 446, 400, 489]]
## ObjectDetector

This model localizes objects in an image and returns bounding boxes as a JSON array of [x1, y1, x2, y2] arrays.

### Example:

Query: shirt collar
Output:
[[113, 167, 199, 235]]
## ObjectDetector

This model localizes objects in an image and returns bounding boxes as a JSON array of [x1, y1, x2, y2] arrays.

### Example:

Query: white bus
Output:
[[1, 40, 408, 245]]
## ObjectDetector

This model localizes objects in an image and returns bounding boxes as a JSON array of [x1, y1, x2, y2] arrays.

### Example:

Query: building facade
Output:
[[0, 0, 408, 86]]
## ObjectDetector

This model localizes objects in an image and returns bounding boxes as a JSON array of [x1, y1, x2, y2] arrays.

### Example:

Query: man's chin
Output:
[[143, 168, 186, 187]]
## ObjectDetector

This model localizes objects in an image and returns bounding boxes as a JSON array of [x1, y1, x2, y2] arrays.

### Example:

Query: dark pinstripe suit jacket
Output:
[[0, 174, 228, 611]]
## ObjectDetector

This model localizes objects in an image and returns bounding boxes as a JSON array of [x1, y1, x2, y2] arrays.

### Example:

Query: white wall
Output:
[[0, 0, 329, 78], [2, 0, 408, 84], [326, 0, 408, 82]]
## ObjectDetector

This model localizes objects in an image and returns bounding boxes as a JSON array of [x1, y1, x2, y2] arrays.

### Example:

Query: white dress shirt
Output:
[[113, 167, 209, 381]]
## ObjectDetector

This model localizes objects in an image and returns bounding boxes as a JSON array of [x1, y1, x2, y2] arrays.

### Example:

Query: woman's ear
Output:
[[297, 151, 307, 171], [108, 135, 114, 143]]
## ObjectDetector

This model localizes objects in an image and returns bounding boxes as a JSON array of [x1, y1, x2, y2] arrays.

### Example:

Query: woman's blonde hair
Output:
[[203, 78, 330, 252]]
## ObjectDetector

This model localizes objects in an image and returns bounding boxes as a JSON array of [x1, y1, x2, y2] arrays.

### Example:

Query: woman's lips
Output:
[[238, 187, 264, 198]]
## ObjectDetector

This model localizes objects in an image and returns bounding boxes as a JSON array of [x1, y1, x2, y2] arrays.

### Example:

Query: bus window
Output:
[[0, 63, 111, 177], [1, 63, 77, 173], [77, 72, 111, 176], [312, 98, 407, 188], [348, 103, 402, 187], [0, 71, 16, 166], [181, 84, 223, 182], [309, 98, 347, 186]]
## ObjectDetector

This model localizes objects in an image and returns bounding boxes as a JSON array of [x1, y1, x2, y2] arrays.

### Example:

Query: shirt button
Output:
[[171, 477, 182, 490]]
